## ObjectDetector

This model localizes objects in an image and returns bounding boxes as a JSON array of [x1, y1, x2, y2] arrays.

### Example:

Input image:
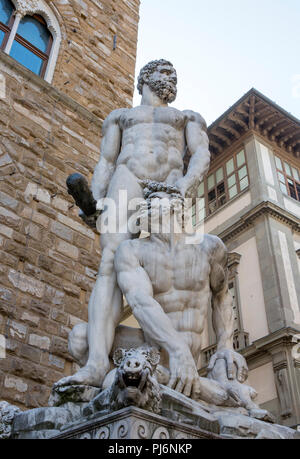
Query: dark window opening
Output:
[[208, 189, 216, 202], [275, 155, 300, 203], [288, 180, 297, 200]]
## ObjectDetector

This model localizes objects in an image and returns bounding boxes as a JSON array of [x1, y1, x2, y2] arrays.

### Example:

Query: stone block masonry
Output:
[[0, 0, 140, 410]]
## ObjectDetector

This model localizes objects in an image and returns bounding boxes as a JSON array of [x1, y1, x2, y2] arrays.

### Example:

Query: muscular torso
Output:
[[135, 236, 214, 359], [116, 106, 187, 183]]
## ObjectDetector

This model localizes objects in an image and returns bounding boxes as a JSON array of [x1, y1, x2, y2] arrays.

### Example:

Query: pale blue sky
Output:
[[133, 0, 300, 125]]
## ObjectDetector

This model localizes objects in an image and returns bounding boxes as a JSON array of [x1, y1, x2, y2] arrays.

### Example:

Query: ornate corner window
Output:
[[275, 155, 300, 202], [0, 0, 61, 83], [193, 148, 250, 226]]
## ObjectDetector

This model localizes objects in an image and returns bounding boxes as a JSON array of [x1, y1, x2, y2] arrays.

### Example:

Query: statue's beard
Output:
[[139, 209, 184, 236], [147, 78, 177, 104]]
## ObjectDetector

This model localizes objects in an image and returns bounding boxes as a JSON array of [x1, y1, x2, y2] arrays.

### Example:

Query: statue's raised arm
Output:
[[176, 110, 210, 198], [91, 108, 126, 201]]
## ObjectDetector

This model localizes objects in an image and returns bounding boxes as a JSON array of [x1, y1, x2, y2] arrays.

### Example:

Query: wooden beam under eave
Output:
[[256, 111, 278, 128], [270, 128, 288, 142], [228, 112, 248, 130], [263, 120, 281, 137], [249, 95, 255, 129], [279, 137, 293, 148], [291, 140, 300, 149], [236, 107, 249, 119], [255, 105, 272, 118], [268, 120, 290, 138], [274, 126, 296, 143], [260, 113, 281, 131], [212, 128, 232, 147], [209, 139, 223, 154], [285, 133, 300, 148], [280, 130, 300, 145], [221, 120, 240, 139]]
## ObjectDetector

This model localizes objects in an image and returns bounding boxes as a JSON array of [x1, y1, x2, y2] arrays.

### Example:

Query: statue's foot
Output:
[[195, 377, 240, 407], [54, 365, 105, 389], [249, 408, 276, 424]]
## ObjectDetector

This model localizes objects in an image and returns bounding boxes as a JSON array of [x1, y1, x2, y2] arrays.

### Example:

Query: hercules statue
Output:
[[55, 60, 265, 413]]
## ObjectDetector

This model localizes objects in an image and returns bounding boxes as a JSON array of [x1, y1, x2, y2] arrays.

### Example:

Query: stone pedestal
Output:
[[8, 384, 300, 439], [52, 406, 221, 439]]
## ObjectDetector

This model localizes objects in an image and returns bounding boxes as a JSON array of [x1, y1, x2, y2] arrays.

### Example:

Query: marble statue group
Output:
[[56, 59, 273, 421]]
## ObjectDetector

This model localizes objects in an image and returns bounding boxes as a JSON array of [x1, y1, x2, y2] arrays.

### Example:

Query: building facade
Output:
[[0, 0, 140, 409], [124, 89, 300, 428], [197, 89, 300, 428]]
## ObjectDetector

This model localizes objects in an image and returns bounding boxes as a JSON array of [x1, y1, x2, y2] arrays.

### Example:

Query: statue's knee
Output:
[[70, 323, 87, 341]]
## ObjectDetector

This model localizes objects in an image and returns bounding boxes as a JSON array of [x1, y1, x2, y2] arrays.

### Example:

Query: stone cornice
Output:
[[227, 252, 242, 278], [228, 252, 242, 267], [241, 326, 300, 362], [220, 200, 300, 243]]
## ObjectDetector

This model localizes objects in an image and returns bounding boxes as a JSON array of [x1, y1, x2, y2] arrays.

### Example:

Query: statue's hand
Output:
[[207, 348, 248, 383], [78, 197, 105, 229], [174, 178, 198, 199], [174, 177, 188, 198], [79, 210, 100, 229], [168, 350, 201, 398]]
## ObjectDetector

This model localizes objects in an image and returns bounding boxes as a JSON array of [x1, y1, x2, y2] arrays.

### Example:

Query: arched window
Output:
[[0, 0, 15, 49], [0, 0, 61, 82], [10, 14, 53, 77]]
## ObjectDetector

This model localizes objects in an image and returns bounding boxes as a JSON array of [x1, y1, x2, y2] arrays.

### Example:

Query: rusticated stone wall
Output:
[[51, 0, 140, 114], [0, 0, 140, 409]]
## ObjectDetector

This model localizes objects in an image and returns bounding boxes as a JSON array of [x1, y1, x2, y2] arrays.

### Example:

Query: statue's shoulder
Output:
[[102, 108, 129, 131], [115, 238, 142, 265], [182, 110, 207, 131], [116, 238, 135, 256], [202, 234, 227, 261]]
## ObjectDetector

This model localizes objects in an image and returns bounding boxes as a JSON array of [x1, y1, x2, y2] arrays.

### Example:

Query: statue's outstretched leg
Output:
[[55, 167, 144, 388], [54, 245, 126, 388]]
